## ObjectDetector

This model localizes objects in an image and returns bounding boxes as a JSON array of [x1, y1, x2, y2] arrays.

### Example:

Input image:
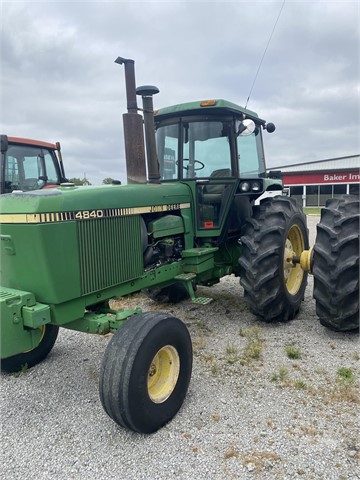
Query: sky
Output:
[[1, 0, 359, 185]]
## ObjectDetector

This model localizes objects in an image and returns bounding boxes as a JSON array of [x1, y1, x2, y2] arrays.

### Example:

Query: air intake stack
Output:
[[136, 85, 161, 184]]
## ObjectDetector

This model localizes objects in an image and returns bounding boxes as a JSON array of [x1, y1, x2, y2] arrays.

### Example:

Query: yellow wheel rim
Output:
[[147, 345, 180, 404], [283, 224, 305, 295]]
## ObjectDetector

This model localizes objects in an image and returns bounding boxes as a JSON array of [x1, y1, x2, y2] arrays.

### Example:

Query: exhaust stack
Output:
[[115, 57, 146, 184], [136, 85, 161, 184]]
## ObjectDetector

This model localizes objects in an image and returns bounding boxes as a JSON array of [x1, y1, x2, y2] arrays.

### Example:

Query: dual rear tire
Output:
[[239, 194, 359, 332], [313, 195, 359, 332], [239, 196, 309, 322]]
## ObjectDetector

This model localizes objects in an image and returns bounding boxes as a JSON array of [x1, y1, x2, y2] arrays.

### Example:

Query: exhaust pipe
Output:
[[136, 85, 161, 184], [115, 57, 146, 184]]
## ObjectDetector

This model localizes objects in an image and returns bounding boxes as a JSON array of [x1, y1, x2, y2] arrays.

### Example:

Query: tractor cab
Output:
[[155, 100, 276, 235], [0, 135, 67, 194]]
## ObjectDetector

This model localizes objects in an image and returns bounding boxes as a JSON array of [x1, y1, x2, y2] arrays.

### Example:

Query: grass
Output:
[[271, 367, 308, 390], [225, 343, 239, 364], [239, 326, 262, 338], [337, 367, 355, 387], [224, 446, 239, 459], [244, 340, 263, 360], [271, 367, 289, 382], [13, 363, 29, 377], [239, 326, 264, 363], [192, 337, 206, 355], [285, 344, 301, 359], [303, 207, 321, 215], [317, 384, 359, 404], [271, 364, 358, 403], [351, 351, 360, 361], [293, 380, 307, 390]]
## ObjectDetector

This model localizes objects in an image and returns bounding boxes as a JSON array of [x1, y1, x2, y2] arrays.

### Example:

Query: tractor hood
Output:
[[0, 183, 192, 218], [0, 182, 192, 306]]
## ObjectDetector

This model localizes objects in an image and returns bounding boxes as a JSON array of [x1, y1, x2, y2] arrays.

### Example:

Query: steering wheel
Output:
[[20, 178, 40, 191], [182, 159, 205, 171]]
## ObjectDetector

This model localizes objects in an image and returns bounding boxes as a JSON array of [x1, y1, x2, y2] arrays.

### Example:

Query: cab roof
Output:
[[7, 136, 57, 150], [155, 99, 264, 124]]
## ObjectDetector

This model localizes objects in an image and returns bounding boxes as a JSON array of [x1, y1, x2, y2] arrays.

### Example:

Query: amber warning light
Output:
[[200, 100, 217, 107]]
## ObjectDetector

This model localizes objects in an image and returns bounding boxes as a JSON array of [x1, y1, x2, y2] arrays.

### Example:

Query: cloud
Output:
[[1, 0, 359, 184]]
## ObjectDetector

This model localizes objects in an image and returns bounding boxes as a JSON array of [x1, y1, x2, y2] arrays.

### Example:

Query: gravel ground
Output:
[[1, 215, 359, 480]]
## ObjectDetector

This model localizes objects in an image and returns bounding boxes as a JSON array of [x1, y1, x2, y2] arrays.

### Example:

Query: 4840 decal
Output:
[[0, 203, 191, 224]]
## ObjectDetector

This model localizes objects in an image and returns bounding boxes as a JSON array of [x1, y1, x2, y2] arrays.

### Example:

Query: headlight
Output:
[[251, 181, 261, 192], [240, 181, 251, 192]]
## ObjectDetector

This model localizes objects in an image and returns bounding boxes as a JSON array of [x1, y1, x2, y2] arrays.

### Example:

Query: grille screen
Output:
[[77, 216, 143, 295]]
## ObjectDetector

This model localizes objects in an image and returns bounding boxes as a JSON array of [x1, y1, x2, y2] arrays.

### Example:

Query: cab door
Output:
[[180, 118, 237, 234]]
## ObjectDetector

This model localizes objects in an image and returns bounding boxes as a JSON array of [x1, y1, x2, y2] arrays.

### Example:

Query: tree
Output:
[[102, 177, 115, 184], [69, 177, 92, 186], [102, 178, 121, 185]]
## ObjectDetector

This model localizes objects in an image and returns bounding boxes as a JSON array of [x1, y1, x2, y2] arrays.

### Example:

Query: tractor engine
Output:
[[142, 214, 185, 268]]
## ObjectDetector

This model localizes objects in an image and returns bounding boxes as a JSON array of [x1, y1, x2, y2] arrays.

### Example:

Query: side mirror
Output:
[[265, 122, 276, 133], [237, 119, 256, 136]]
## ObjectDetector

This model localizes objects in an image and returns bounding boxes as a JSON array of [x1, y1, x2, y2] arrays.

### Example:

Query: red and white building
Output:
[[273, 155, 359, 207]]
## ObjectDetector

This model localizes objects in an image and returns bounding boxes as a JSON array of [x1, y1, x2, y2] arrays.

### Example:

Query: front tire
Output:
[[313, 195, 359, 332], [1, 324, 59, 373], [239, 196, 309, 322], [99, 312, 192, 433]]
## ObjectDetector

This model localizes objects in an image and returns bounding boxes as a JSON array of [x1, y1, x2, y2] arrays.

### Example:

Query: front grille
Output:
[[77, 216, 143, 295]]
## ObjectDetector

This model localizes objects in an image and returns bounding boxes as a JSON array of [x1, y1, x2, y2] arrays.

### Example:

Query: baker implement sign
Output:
[[283, 171, 360, 185]]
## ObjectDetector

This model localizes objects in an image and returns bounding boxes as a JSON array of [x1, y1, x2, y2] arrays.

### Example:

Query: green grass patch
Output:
[[293, 380, 307, 390], [271, 367, 289, 382], [239, 326, 264, 363], [239, 326, 262, 339], [303, 207, 321, 215], [285, 344, 301, 359], [245, 340, 263, 359], [225, 343, 239, 364], [337, 367, 355, 386], [13, 363, 29, 377]]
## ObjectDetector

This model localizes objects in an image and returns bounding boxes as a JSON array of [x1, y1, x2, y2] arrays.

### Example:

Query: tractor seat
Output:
[[202, 168, 231, 203]]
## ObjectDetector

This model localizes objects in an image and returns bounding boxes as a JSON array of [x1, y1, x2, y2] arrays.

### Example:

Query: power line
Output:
[[245, 0, 286, 109]]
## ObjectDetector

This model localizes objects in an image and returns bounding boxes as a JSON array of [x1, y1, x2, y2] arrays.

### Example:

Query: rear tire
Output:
[[99, 312, 192, 433], [239, 196, 309, 322], [1, 324, 59, 373], [313, 195, 359, 332]]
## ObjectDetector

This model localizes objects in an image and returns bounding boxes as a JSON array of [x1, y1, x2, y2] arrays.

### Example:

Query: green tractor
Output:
[[1, 57, 358, 433]]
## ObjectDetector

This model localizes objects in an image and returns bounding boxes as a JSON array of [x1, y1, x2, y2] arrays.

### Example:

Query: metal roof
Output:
[[7, 136, 57, 150], [272, 155, 359, 173]]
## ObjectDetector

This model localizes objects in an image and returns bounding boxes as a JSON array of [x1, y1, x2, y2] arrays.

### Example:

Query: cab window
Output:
[[237, 128, 266, 176], [4, 145, 59, 192], [182, 121, 232, 179], [156, 119, 233, 181]]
